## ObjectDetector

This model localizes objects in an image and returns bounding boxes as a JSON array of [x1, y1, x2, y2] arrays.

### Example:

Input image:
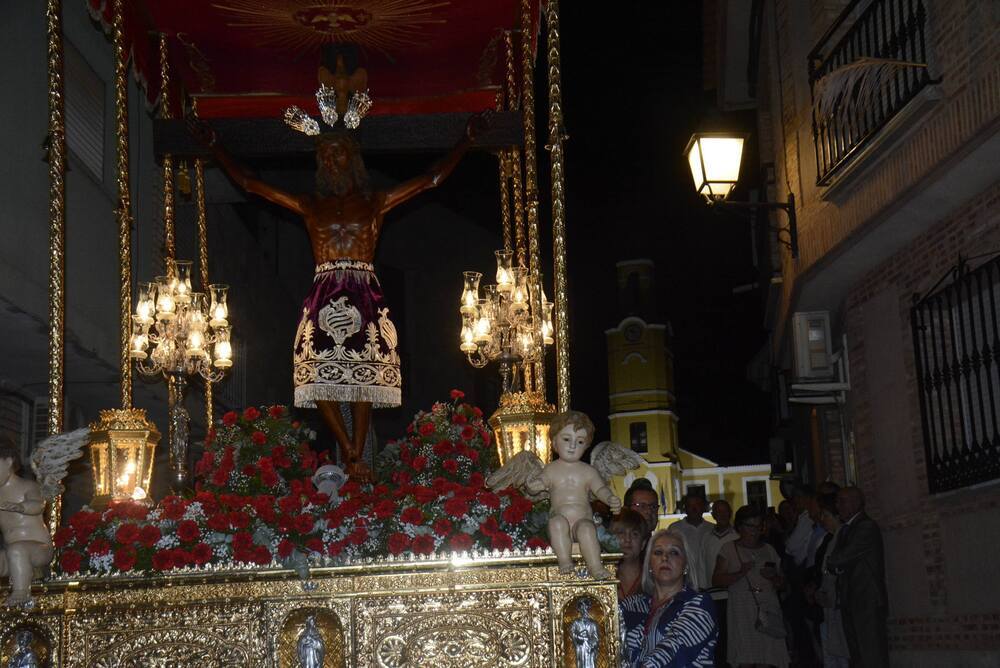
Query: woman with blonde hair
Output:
[[620, 529, 719, 667]]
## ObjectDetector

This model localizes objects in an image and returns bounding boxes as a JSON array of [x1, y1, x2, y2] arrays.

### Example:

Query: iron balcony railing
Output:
[[808, 0, 932, 185], [912, 255, 1000, 494]]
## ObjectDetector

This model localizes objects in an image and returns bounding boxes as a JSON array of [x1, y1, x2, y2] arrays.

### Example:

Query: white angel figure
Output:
[[486, 411, 642, 579], [0, 428, 88, 607]]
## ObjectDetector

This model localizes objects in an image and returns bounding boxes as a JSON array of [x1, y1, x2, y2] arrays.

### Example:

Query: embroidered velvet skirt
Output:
[[293, 260, 401, 408]]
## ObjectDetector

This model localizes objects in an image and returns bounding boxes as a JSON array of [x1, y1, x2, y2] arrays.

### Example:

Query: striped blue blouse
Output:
[[620, 587, 718, 667]]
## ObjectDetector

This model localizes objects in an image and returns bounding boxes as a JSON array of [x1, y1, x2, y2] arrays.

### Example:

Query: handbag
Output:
[[735, 546, 787, 640]]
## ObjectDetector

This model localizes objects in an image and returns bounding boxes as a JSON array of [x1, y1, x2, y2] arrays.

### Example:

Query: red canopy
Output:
[[86, 0, 542, 118]]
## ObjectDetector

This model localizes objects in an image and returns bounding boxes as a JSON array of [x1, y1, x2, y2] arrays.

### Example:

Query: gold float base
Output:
[[0, 553, 621, 667]]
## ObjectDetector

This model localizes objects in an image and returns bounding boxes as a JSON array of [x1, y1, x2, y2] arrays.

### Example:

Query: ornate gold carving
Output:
[[113, 0, 133, 409], [195, 157, 214, 427], [546, 0, 571, 412]]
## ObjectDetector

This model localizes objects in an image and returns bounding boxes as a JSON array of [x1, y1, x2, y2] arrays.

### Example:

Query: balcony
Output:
[[808, 0, 933, 186]]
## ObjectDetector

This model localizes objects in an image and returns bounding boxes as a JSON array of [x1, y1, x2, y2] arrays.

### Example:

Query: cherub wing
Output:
[[30, 427, 90, 501], [486, 450, 548, 500], [589, 441, 644, 483]]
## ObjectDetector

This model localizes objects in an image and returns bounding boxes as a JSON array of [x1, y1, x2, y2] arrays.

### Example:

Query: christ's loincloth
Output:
[[293, 260, 401, 408]]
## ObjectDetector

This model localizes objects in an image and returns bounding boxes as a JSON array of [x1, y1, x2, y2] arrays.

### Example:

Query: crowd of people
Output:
[[613, 479, 889, 668]]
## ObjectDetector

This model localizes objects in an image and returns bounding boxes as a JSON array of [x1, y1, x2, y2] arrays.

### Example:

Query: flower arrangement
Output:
[[55, 392, 550, 576]]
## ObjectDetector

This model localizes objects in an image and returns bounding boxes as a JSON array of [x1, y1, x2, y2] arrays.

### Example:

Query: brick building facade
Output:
[[708, 0, 1000, 663]]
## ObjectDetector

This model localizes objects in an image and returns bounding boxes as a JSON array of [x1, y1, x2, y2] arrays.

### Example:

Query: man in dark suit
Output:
[[827, 486, 889, 667]]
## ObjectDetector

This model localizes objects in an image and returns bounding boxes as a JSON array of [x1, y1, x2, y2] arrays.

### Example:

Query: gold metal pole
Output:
[[195, 157, 213, 428], [546, 0, 570, 411], [159, 34, 176, 267], [113, 0, 133, 409], [46, 0, 66, 535], [521, 0, 546, 401]]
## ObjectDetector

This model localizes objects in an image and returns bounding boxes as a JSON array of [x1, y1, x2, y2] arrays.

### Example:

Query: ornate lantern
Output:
[[489, 390, 556, 465], [88, 408, 159, 508]]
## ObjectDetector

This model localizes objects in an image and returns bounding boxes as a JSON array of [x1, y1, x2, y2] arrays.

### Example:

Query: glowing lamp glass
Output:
[[684, 133, 745, 202]]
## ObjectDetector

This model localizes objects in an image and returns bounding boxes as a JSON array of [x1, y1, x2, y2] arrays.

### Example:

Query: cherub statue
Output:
[[487, 411, 643, 579], [0, 429, 89, 607]]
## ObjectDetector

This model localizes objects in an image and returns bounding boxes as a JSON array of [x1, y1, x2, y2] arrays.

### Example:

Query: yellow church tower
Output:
[[606, 260, 683, 516]]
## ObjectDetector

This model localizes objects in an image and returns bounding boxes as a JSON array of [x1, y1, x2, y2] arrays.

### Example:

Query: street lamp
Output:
[[684, 132, 798, 258]]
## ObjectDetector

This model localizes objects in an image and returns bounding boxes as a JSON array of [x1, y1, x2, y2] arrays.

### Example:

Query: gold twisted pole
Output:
[[546, 0, 570, 411], [195, 157, 213, 429], [521, 0, 546, 399], [113, 0, 133, 409], [46, 0, 67, 535], [159, 34, 176, 267]]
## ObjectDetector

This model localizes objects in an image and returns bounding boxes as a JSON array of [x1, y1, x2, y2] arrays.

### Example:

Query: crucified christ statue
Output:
[[190, 114, 485, 481]]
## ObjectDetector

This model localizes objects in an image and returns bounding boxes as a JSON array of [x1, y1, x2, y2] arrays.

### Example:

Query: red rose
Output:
[[229, 510, 251, 530], [451, 413, 468, 425], [471, 406, 483, 417], [306, 538, 324, 553], [453, 485, 477, 501], [468, 472, 485, 489], [461, 425, 476, 441], [113, 546, 137, 571], [467, 448, 480, 463], [207, 513, 230, 532], [54, 526, 75, 548], [526, 536, 549, 550], [433, 440, 454, 456], [222, 411, 238, 426], [502, 505, 527, 524], [340, 480, 361, 497], [433, 518, 452, 536], [348, 527, 368, 546], [251, 430, 267, 446], [86, 538, 111, 557], [412, 534, 436, 555], [391, 470, 412, 486], [177, 520, 201, 543], [138, 524, 161, 548], [443, 498, 469, 517], [243, 407, 260, 421], [418, 422, 435, 436], [479, 516, 499, 536], [253, 546, 272, 565], [152, 550, 175, 571], [442, 459, 459, 474], [328, 540, 344, 557], [478, 491, 501, 509], [277, 539, 294, 558], [293, 513, 315, 534], [161, 496, 187, 521], [373, 500, 396, 519], [261, 469, 280, 487], [387, 532, 411, 555], [195, 451, 216, 475], [232, 532, 254, 551], [113, 523, 139, 545], [449, 389, 465, 400], [241, 464, 257, 477], [411, 455, 428, 472], [59, 550, 83, 573], [195, 491, 220, 513], [400, 506, 423, 525], [278, 495, 302, 514], [412, 486, 438, 504], [268, 405, 285, 419], [448, 533, 474, 552], [491, 532, 513, 551], [192, 542, 213, 565]]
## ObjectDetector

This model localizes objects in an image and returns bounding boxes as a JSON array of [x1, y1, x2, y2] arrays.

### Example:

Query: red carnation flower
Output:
[[229, 510, 251, 530], [53, 526, 75, 549], [460, 425, 476, 441], [418, 422, 435, 436], [86, 538, 111, 557], [152, 550, 175, 571], [449, 389, 465, 400], [373, 500, 396, 519], [491, 532, 513, 551], [195, 451, 216, 475], [433, 518, 452, 536], [478, 491, 501, 509], [278, 495, 302, 514], [177, 519, 201, 543], [277, 539, 294, 558], [222, 411, 238, 426], [251, 430, 267, 446], [411, 455, 428, 472], [192, 542, 213, 565], [206, 513, 230, 532], [59, 550, 83, 573], [451, 413, 468, 425], [348, 527, 368, 546], [253, 546, 272, 565], [210, 468, 230, 487], [268, 405, 285, 419], [306, 538, 324, 553], [113, 523, 139, 545], [433, 440, 454, 456], [412, 534, 436, 555], [412, 486, 438, 504], [400, 506, 423, 525], [261, 469, 279, 487], [293, 513, 315, 534], [479, 516, 499, 536], [526, 536, 549, 550], [443, 497, 469, 517], [391, 470, 412, 486], [471, 406, 483, 417], [328, 540, 344, 557], [113, 546, 137, 571], [448, 533, 474, 552], [387, 532, 411, 555], [502, 505, 527, 524], [442, 459, 459, 474], [468, 472, 485, 489], [232, 532, 254, 551], [243, 406, 260, 421], [467, 448, 480, 463], [138, 524, 161, 548]]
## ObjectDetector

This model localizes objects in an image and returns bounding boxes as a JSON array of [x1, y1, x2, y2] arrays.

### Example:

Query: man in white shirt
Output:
[[701, 499, 738, 666], [667, 494, 714, 590]]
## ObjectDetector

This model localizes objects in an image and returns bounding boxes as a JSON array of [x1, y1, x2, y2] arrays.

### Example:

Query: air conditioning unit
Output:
[[792, 311, 833, 380]]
